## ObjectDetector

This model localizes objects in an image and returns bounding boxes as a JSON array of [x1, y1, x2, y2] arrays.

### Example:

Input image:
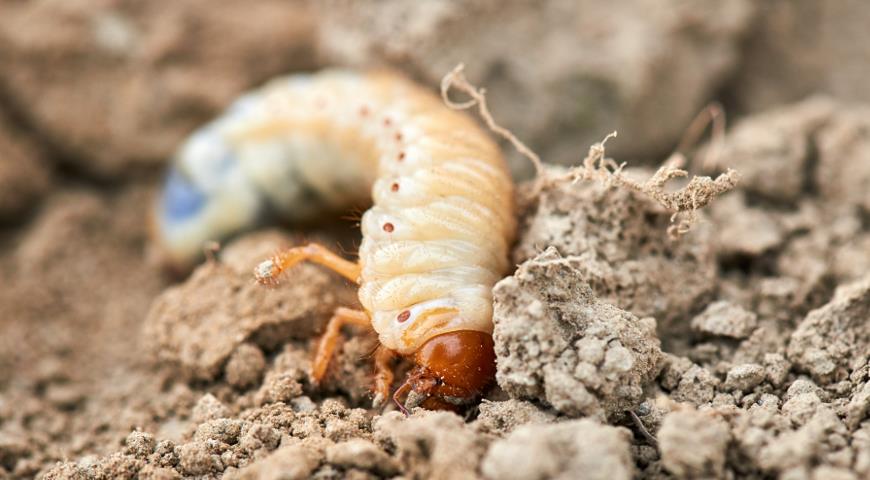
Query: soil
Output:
[[1, 2, 870, 479]]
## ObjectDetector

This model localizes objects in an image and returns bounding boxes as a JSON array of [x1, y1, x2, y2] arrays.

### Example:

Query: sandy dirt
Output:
[[1, 1, 870, 479]]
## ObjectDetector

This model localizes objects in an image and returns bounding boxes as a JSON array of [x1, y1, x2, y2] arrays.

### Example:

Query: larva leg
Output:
[[311, 307, 370, 383], [392, 379, 413, 416], [254, 243, 361, 285], [372, 347, 396, 408]]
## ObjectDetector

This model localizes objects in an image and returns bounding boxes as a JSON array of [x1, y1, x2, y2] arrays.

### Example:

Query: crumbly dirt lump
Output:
[[513, 167, 718, 335], [373, 411, 489, 480], [690, 300, 759, 340], [787, 275, 870, 385], [658, 408, 731, 479], [706, 97, 835, 203], [481, 419, 634, 480], [472, 399, 556, 437], [493, 247, 663, 420], [42, 396, 374, 480], [143, 231, 356, 381], [704, 98, 870, 295], [706, 96, 870, 223]]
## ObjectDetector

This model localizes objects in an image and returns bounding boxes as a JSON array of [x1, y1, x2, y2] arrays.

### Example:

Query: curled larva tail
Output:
[[154, 69, 515, 354], [154, 71, 379, 268]]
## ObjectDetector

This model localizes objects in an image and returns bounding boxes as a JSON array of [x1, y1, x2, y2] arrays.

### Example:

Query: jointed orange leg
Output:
[[372, 348, 397, 408], [311, 307, 371, 383], [254, 243, 361, 285], [253, 243, 399, 405]]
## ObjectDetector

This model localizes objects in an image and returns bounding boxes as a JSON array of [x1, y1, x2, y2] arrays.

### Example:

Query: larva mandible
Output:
[[154, 69, 516, 411]]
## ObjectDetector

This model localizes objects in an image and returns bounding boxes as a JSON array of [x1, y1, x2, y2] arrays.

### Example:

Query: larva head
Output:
[[394, 330, 496, 412]]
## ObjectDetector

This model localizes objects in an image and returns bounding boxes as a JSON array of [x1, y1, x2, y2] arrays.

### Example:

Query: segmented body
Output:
[[156, 70, 515, 354]]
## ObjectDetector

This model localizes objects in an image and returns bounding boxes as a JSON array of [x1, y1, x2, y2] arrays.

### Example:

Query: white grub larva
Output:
[[154, 69, 516, 411]]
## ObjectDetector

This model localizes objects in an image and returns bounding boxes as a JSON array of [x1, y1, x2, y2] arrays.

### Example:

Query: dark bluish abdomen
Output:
[[161, 167, 207, 223]]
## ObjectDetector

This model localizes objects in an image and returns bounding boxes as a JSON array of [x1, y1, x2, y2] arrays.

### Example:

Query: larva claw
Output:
[[254, 258, 279, 285], [372, 392, 386, 409]]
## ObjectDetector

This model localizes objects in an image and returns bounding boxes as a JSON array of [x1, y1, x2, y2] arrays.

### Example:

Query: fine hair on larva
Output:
[[155, 68, 516, 409]]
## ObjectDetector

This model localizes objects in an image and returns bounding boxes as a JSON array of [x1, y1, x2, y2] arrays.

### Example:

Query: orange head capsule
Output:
[[393, 330, 496, 413]]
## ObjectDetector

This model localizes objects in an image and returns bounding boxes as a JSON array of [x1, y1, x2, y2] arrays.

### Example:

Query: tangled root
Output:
[[440, 63, 739, 238], [567, 135, 740, 238]]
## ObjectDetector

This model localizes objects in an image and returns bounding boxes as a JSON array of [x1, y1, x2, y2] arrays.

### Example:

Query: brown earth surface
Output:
[[1, 2, 870, 479]]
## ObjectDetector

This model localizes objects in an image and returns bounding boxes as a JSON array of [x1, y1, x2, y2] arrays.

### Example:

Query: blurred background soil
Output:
[[1, 1, 869, 479]]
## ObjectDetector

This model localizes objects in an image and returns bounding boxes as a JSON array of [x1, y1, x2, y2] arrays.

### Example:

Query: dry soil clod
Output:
[[492, 247, 663, 420], [143, 231, 355, 381]]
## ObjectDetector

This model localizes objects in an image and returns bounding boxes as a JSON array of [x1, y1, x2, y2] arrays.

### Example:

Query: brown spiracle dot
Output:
[[383, 222, 394, 233], [391, 183, 400, 192], [397, 151, 406, 161], [397, 310, 411, 322], [395, 132, 403, 141]]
